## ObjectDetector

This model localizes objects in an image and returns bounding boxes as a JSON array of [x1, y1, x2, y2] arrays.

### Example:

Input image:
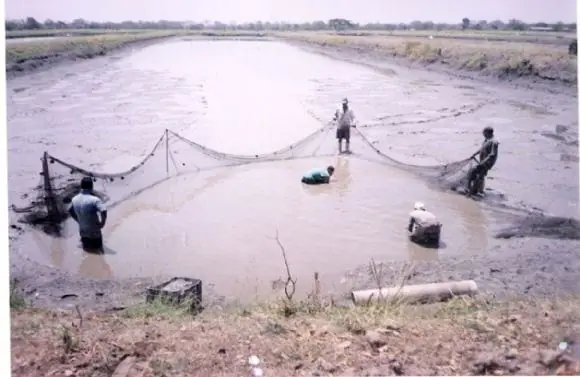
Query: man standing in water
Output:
[[333, 98, 356, 154], [301, 165, 335, 185], [468, 126, 499, 196], [69, 177, 108, 252], [408, 202, 442, 246]]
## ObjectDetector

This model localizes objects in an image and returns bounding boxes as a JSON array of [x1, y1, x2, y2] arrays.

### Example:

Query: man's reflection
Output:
[[78, 245, 115, 279], [334, 156, 352, 196]]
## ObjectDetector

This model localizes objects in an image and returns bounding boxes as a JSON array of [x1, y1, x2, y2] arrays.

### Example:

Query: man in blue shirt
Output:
[[69, 177, 108, 252], [301, 165, 335, 185]]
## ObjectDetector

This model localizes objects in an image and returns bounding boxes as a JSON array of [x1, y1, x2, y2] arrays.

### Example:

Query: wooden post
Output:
[[165, 129, 169, 176], [41, 152, 57, 220]]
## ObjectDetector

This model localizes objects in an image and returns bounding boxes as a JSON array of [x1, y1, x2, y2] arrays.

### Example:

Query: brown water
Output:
[[24, 156, 488, 298], [7, 38, 578, 300]]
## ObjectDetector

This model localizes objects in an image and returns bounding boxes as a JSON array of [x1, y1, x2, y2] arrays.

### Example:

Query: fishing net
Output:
[[14, 124, 338, 235], [494, 214, 580, 241], [14, 124, 478, 236], [351, 127, 476, 191]]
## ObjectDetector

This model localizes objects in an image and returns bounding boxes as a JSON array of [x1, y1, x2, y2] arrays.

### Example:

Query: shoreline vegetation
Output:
[[5, 29, 577, 86], [10, 282, 580, 376]]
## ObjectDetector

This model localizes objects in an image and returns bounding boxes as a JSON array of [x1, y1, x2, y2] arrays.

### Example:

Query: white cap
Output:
[[414, 202, 425, 211]]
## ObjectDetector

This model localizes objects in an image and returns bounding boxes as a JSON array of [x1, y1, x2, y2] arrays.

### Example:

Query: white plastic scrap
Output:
[[248, 355, 260, 366], [248, 355, 263, 377]]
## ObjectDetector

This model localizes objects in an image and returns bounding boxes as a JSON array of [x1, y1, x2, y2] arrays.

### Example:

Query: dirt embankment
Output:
[[277, 32, 578, 88], [5, 31, 271, 78], [10, 294, 580, 377], [5, 32, 180, 77]]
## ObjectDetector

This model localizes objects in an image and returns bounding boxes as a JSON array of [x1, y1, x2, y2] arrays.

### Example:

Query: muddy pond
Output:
[[7, 38, 578, 301]]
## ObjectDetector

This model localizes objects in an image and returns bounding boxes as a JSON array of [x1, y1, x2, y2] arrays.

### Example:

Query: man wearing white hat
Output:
[[332, 98, 356, 154], [408, 202, 442, 246]]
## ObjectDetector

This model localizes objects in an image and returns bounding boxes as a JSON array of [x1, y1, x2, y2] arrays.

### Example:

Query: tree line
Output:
[[5, 17, 577, 33]]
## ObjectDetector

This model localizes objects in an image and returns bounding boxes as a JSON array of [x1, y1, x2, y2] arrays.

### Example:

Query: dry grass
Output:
[[6, 29, 158, 39], [5, 30, 271, 74], [6, 31, 179, 64], [331, 29, 576, 46], [10, 295, 580, 376], [9, 253, 580, 376], [278, 32, 577, 85]]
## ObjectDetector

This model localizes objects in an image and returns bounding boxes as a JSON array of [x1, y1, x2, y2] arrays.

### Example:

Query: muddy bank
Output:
[[6, 32, 270, 78], [278, 34, 578, 93], [6, 33, 179, 78], [7, 35, 579, 313]]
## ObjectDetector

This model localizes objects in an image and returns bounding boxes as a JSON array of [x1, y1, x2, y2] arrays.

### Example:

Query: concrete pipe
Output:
[[351, 280, 478, 305]]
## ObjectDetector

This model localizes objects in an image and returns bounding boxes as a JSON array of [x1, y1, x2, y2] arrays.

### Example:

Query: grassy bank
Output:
[[333, 29, 576, 46], [10, 294, 580, 376], [6, 29, 160, 39], [5, 31, 185, 75], [279, 32, 578, 85], [5, 30, 272, 76]]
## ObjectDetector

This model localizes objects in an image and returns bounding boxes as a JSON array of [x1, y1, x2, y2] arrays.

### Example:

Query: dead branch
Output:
[[369, 258, 385, 301], [274, 230, 296, 301], [74, 304, 83, 329]]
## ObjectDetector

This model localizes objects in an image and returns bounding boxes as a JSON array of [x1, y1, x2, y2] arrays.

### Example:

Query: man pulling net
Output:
[[69, 177, 108, 253], [466, 126, 499, 197], [333, 98, 357, 154], [408, 202, 442, 246]]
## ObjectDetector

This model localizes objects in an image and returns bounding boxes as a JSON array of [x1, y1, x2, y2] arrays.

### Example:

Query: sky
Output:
[[5, 0, 578, 24]]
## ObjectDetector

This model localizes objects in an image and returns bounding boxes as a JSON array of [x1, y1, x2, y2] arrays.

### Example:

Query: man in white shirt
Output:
[[408, 202, 442, 246], [333, 98, 356, 154]]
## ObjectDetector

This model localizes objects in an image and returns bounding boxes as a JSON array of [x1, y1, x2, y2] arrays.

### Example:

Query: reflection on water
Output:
[[10, 38, 575, 300], [24, 157, 488, 299], [78, 251, 113, 279]]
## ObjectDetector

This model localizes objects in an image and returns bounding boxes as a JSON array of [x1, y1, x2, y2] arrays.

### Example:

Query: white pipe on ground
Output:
[[351, 280, 478, 305]]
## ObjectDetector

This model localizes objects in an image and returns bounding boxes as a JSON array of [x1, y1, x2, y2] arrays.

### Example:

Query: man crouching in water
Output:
[[301, 165, 335, 185], [408, 202, 442, 246], [467, 126, 499, 196], [69, 176, 107, 253]]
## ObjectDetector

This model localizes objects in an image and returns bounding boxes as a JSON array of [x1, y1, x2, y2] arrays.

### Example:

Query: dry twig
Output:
[[274, 230, 296, 302], [74, 304, 83, 329]]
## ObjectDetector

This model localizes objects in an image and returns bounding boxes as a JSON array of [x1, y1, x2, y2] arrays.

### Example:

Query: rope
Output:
[[353, 127, 473, 175]]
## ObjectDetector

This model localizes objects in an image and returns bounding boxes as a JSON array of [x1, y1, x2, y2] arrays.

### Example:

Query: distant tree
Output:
[[71, 18, 87, 29], [25, 17, 41, 29], [473, 20, 487, 30], [328, 18, 354, 31], [5, 20, 20, 31], [43, 19, 56, 29], [553, 21, 564, 31], [489, 19, 505, 30], [462, 17, 470, 30], [507, 18, 526, 31], [409, 20, 423, 30], [312, 20, 327, 30]]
